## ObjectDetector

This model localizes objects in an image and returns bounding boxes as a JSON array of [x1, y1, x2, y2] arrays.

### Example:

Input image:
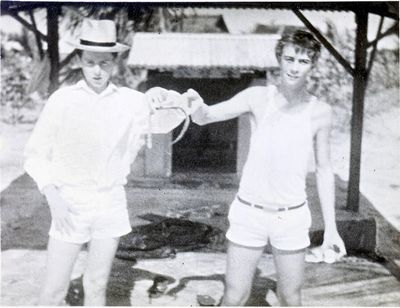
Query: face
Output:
[[79, 51, 115, 94], [279, 44, 314, 89]]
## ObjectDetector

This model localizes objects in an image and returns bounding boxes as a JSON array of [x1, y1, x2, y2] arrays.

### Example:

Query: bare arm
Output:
[[314, 104, 346, 254], [190, 88, 256, 126], [314, 108, 336, 233]]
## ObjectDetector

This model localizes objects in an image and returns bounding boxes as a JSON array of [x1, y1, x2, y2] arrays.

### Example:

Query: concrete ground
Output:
[[2, 249, 399, 306], [1, 172, 400, 306]]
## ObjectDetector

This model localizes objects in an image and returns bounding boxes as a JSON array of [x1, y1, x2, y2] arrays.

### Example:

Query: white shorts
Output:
[[226, 198, 312, 250], [49, 186, 132, 244]]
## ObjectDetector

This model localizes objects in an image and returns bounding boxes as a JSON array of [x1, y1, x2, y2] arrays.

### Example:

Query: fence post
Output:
[[346, 10, 369, 212]]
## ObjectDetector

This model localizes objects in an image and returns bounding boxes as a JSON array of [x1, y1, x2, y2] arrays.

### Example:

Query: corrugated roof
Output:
[[1, 2, 398, 20], [128, 33, 280, 69]]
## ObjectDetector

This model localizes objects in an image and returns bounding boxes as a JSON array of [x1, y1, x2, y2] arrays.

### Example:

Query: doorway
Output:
[[146, 72, 255, 173]]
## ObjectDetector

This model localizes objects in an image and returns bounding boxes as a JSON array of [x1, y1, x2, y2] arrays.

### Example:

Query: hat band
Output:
[[80, 39, 116, 47]]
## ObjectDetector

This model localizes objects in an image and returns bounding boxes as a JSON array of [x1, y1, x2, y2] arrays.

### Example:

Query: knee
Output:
[[223, 281, 251, 306], [82, 275, 108, 296], [277, 283, 302, 306]]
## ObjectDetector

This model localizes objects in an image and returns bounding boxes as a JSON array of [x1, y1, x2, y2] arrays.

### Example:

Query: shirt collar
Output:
[[75, 80, 118, 97]]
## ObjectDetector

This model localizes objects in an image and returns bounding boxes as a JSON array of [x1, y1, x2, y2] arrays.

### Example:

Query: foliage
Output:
[[308, 22, 354, 131], [1, 16, 50, 124], [1, 48, 35, 124], [368, 48, 399, 92], [3, 6, 398, 127], [59, 5, 186, 90], [308, 21, 399, 132], [60, 6, 186, 46]]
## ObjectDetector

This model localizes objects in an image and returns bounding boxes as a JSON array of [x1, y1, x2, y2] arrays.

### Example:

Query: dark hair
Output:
[[275, 30, 321, 63], [75, 49, 118, 59]]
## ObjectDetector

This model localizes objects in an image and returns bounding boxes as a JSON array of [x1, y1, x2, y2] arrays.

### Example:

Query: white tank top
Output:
[[238, 86, 315, 207]]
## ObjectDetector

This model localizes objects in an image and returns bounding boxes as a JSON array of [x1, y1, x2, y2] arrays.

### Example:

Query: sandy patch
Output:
[[0, 123, 33, 191], [330, 107, 400, 230]]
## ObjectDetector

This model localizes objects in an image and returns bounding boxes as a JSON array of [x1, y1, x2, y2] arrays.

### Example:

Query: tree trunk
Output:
[[47, 6, 60, 95]]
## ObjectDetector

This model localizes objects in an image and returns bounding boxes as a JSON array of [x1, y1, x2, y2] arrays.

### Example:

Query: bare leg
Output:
[[83, 237, 120, 306], [222, 241, 265, 306], [39, 237, 82, 305], [272, 247, 306, 306]]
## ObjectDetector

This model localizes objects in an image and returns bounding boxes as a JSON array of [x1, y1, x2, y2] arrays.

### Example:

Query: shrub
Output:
[[1, 49, 35, 124], [309, 22, 399, 132]]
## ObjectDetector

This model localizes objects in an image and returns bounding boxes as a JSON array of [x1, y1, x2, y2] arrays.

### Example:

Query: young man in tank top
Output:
[[187, 30, 346, 306]]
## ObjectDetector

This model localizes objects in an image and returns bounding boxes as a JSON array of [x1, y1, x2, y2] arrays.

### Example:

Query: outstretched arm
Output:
[[143, 86, 256, 133], [314, 104, 346, 255], [187, 88, 254, 126]]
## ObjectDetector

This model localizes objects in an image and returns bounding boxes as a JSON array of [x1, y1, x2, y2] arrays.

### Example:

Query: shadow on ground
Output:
[[1, 172, 399, 305], [66, 260, 276, 306], [2, 172, 399, 257]]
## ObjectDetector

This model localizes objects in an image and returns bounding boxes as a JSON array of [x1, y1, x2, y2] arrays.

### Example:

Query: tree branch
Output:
[[9, 11, 48, 42], [366, 22, 399, 48], [59, 50, 78, 70], [292, 9, 354, 76], [28, 10, 44, 59], [366, 16, 384, 84]]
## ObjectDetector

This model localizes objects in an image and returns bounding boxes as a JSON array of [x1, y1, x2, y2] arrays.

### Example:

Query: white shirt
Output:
[[24, 80, 184, 191]]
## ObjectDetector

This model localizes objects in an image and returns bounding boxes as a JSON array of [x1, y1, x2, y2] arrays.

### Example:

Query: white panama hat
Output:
[[71, 19, 130, 52]]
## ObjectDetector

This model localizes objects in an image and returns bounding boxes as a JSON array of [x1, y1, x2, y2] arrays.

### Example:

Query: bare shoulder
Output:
[[248, 85, 275, 97], [245, 85, 274, 113], [248, 85, 268, 93], [235, 85, 266, 100]]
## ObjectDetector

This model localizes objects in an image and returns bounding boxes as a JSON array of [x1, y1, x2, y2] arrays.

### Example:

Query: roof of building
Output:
[[1, 2, 398, 20], [128, 33, 280, 69]]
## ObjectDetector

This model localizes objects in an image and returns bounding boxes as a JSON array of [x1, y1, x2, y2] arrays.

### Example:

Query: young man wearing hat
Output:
[[188, 30, 346, 306], [24, 19, 190, 306]]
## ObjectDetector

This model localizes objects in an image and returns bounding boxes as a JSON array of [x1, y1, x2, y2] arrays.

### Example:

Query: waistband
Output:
[[236, 195, 306, 212]]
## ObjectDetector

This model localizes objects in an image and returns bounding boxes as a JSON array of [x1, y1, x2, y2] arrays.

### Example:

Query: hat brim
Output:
[[68, 41, 130, 53]]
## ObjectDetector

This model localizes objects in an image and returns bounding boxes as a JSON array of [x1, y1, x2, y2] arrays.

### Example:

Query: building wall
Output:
[[130, 129, 173, 177]]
